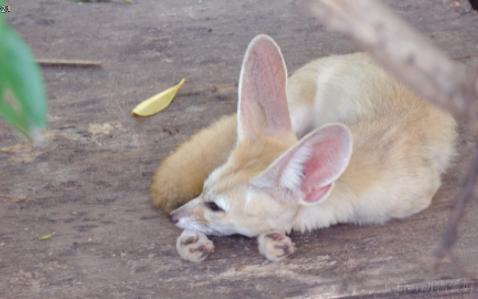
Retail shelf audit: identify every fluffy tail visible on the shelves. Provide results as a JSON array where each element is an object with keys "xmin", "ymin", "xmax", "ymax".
[{"xmin": 150, "ymin": 114, "xmax": 237, "ymax": 213}]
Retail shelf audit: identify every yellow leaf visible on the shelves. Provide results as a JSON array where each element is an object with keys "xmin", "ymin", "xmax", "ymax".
[
  {"xmin": 132, "ymin": 78, "xmax": 186, "ymax": 116},
  {"xmin": 38, "ymin": 233, "xmax": 53, "ymax": 241}
]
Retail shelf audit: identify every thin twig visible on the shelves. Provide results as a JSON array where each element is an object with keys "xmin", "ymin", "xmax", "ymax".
[
  {"xmin": 37, "ymin": 59, "xmax": 102, "ymax": 67},
  {"xmin": 308, "ymin": 0, "xmax": 478, "ymax": 266},
  {"xmin": 435, "ymin": 145, "xmax": 478, "ymax": 260}
]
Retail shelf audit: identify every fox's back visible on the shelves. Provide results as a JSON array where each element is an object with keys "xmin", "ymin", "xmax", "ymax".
[
  {"xmin": 288, "ymin": 53, "xmax": 446, "ymax": 133},
  {"xmin": 289, "ymin": 52, "xmax": 456, "ymax": 171}
]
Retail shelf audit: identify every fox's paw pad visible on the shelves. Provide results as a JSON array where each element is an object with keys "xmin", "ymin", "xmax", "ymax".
[
  {"xmin": 176, "ymin": 230, "xmax": 214, "ymax": 263},
  {"xmin": 258, "ymin": 232, "xmax": 295, "ymax": 261}
]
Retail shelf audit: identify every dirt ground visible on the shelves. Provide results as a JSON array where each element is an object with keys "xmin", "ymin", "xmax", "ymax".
[{"xmin": 1, "ymin": 1, "xmax": 478, "ymax": 298}]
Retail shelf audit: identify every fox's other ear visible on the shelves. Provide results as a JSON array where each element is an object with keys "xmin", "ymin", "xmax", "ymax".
[
  {"xmin": 237, "ymin": 34, "xmax": 292, "ymax": 141},
  {"xmin": 252, "ymin": 124, "xmax": 353, "ymax": 205}
]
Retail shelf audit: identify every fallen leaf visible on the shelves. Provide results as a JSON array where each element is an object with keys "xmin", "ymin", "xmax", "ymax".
[
  {"xmin": 38, "ymin": 233, "xmax": 54, "ymax": 241},
  {"xmin": 132, "ymin": 78, "xmax": 185, "ymax": 116}
]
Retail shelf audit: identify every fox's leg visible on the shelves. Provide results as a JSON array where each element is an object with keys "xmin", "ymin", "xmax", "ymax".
[
  {"xmin": 257, "ymin": 231, "xmax": 295, "ymax": 261},
  {"xmin": 150, "ymin": 114, "xmax": 237, "ymax": 213}
]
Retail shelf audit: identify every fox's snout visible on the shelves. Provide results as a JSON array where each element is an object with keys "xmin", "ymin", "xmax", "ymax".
[
  {"xmin": 169, "ymin": 198, "xmax": 212, "ymax": 234},
  {"xmin": 170, "ymin": 213, "xmax": 179, "ymax": 224},
  {"xmin": 170, "ymin": 205, "xmax": 192, "ymax": 226}
]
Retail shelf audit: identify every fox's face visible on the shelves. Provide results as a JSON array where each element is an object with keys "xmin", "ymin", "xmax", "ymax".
[
  {"xmin": 171, "ymin": 137, "xmax": 300, "ymax": 237},
  {"xmin": 170, "ymin": 177, "xmax": 299, "ymax": 237},
  {"xmin": 170, "ymin": 35, "xmax": 352, "ymax": 237}
]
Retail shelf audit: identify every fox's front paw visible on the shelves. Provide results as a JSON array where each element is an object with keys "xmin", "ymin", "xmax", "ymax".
[
  {"xmin": 176, "ymin": 230, "xmax": 214, "ymax": 263},
  {"xmin": 257, "ymin": 231, "xmax": 295, "ymax": 261}
]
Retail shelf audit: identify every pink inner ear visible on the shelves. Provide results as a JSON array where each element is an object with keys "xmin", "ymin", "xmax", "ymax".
[
  {"xmin": 303, "ymin": 184, "xmax": 332, "ymax": 203},
  {"xmin": 302, "ymin": 139, "xmax": 341, "ymax": 185},
  {"xmin": 253, "ymin": 124, "xmax": 352, "ymax": 204},
  {"xmin": 299, "ymin": 136, "xmax": 348, "ymax": 202},
  {"xmin": 238, "ymin": 35, "xmax": 291, "ymax": 139}
]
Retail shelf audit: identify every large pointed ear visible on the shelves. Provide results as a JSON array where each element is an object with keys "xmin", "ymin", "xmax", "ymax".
[
  {"xmin": 237, "ymin": 34, "xmax": 292, "ymax": 141},
  {"xmin": 252, "ymin": 124, "xmax": 353, "ymax": 205}
]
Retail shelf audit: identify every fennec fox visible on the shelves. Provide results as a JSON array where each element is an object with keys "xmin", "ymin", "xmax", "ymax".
[{"xmin": 150, "ymin": 35, "xmax": 457, "ymax": 262}]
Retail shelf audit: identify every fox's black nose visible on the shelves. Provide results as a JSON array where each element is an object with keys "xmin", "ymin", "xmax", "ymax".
[{"xmin": 170, "ymin": 213, "xmax": 179, "ymax": 224}]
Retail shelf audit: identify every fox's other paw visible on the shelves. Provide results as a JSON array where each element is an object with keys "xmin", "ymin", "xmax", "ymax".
[
  {"xmin": 176, "ymin": 230, "xmax": 214, "ymax": 263},
  {"xmin": 257, "ymin": 231, "xmax": 295, "ymax": 261}
]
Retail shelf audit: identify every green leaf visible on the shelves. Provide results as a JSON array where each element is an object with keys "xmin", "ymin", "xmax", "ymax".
[{"xmin": 0, "ymin": 19, "xmax": 47, "ymax": 137}]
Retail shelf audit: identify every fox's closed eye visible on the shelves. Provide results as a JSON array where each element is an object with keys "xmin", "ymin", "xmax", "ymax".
[{"xmin": 205, "ymin": 201, "xmax": 224, "ymax": 212}]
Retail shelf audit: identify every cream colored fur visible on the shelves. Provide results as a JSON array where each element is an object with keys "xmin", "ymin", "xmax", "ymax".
[
  {"xmin": 152, "ymin": 35, "xmax": 457, "ymax": 262},
  {"xmin": 289, "ymin": 53, "xmax": 457, "ymax": 231}
]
